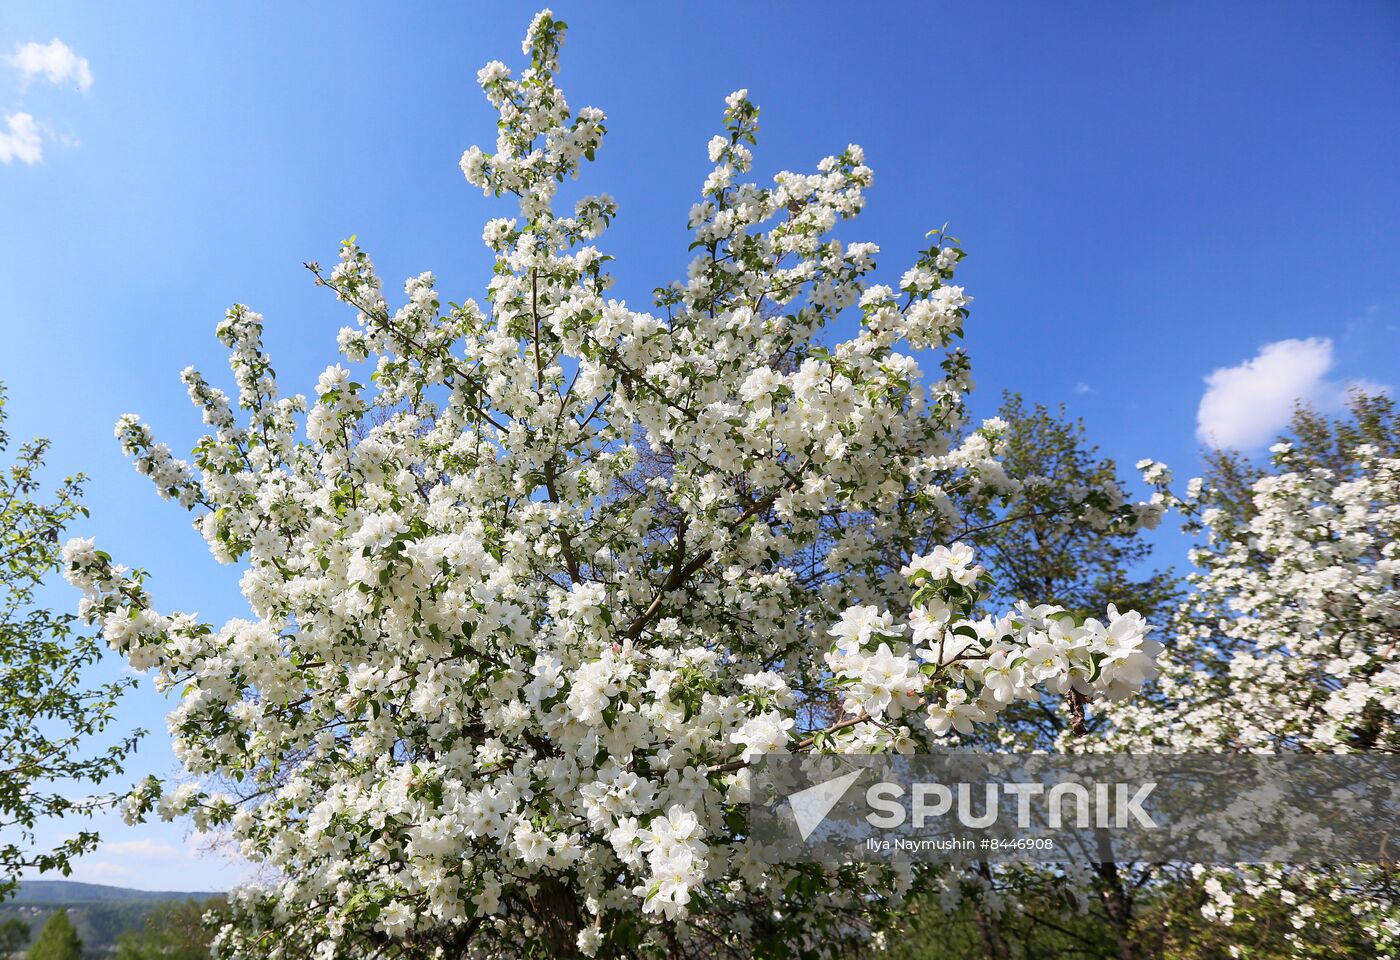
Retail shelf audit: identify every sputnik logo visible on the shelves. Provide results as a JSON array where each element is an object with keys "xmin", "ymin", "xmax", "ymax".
[{"xmin": 787, "ymin": 769, "xmax": 863, "ymax": 841}]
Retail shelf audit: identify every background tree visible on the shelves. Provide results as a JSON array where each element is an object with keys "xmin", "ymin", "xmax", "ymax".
[
  {"xmin": 0, "ymin": 918, "xmax": 27, "ymax": 958},
  {"xmin": 27, "ymin": 908, "xmax": 82, "ymax": 960},
  {"xmin": 1198, "ymin": 390, "xmax": 1400, "ymax": 526},
  {"xmin": 1113, "ymin": 390, "xmax": 1399, "ymax": 753},
  {"xmin": 872, "ymin": 393, "xmax": 1178, "ymax": 960},
  {"xmin": 0, "ymin": 384, "xmax": 139, "ymax": 900},
  {"xmin": 872, "ymin": 394, "xmax": 1399, "ymax": 960},
  {"xmin": 1102, "ymin": 390, "xmax": 1400, "ymax": 956},
  {"xmin": 968, "ymin": 394, "xmax": 1177, "ymax": 960},
  {"xmin": 962, "ymin": 392, "xmax": 1178, "ymax": 749},
  {"xmin": 116, "ymin": 897, "xmax": 227, "ymax": 960}
]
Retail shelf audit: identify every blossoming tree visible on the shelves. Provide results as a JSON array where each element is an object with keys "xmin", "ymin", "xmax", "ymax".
[
  {"xmin": 64, "ymin": 12, "xmax": 1165, "ymax": 958},
  {"xmin": 1104, "ymin": 393, "xmax": 1400, "ymax": 956}
]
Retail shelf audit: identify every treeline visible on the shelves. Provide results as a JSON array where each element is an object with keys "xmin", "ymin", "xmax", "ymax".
[{"xmin": 1, "ymin": 896, "xmax": 226, "ymax": 959}]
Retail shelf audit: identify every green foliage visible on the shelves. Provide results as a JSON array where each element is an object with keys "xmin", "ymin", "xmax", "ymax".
[
  {"xmin": 960, "ymin": 392, "xmax": 1179, "ymax": 747},
  {"xmin": 27, "ymin": 909, "xmax": 83, "ymax": 960},
  {"xmin": 977, "ymin": 392, "xmax": 1179, "ymax": 622},
  {"xmin": 1138, "ymin": 871, "xmax": 1380, "ymax": 960},
  {"xmin": 0, "ymin": 384, "xmax": 141, "ymax": 900},
  {"xmin": 116, "ymin": 897, "xmax": 227, "ymax": 960},
  {"xmin": 0, "ymin": 917, "xmax": 27, "ymax": 957},
  {"xmin": 0, "ymin": 883, "xmax": 222, "ymax": 958},
  {"xmin": 868, "ymin": 874, "xmax": 1386, "ymax": 960},
  {"xmin": 870, "ymin": 890, "xmax": 1129, "ymax": 960}
]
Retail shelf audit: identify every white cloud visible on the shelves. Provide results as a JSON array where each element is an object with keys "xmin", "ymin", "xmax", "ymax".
[
  {"xmin": 0, "ymin": 112, "xmax": 42, "ymax": 165},
  {"xmin": 1, "ymin": 40, "xmax": 92, "ymax": 166},
  {"xmin": 1195, "ymin": 337, "xmax": 1388, "ymax": 449},
  {"xmin": 1073, "ymin": 381, "xmax": 1094, "ymax": 395},
  {"xmin": 59, "ymin": 838, "xmax": 223, "ymax": 890},
  {"xmin": 99, "ymin": 839, "xmax": 185, "ymax": 859},
  {"xmin": 8, "ymin": 39, "xmax": 93, "ymax": 92}
]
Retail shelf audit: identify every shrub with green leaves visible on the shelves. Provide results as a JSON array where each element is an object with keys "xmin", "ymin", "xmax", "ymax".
[{"xmin": 0, "ymin": 384, "xmax": 140, "ymax": 900}]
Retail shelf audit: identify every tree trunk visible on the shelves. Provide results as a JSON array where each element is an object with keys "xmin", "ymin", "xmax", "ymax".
[
  {"xmin": 528, "ymin": 877, "xmax": 582, "ymax": 957},
  {"xmin": 973, "ymin": 862, "xmax": 1011, "ymax": 960},
  {"xmin": 1094, "ymin": 860, "xmax": 1136, "ymax": 960}
]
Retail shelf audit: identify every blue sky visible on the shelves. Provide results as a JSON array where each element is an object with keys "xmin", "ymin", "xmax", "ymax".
[{"xmin": 2, "ymin": 2, "xmax": 1397, "ymax": 891}]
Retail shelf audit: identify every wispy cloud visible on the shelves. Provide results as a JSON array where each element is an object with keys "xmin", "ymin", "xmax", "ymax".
[
  {"xmin": 2, "ymin": 39, "xmax": 92, "ymax": 166},
  {"xmin": 1073, "ymin": 381, "xmax": 1094, "ymax": 395},
  {"xmin": 1196, "ymin": 337, "xmax": 1389, "ymax": 449},
  {"xmin": 60, "ymin": 837, "xmax": 227, "ymax": 890},
  {"xmin": 0, "ymin": 112, "xmax": 43, "ymax": 165},
  {"xmin": 8, "ymin": 39, "xmax": 93, "ymax": 92},
  {"xmin": 99, "ymin": 839, "xmax": 185, "ymax": 859}
]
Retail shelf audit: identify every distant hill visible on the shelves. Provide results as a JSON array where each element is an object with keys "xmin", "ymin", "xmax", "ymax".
[
  {"xmin": 11, "ymin": 880, "xmax": 222, "ymax": 903},
  {"xmin": 2, "ymin": 881, "xmax": 225, "ymax": 957}
]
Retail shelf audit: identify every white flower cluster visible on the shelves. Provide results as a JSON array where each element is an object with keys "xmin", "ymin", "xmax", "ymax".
[
  {"xmin": 1103, "ymin": 434, "xmax": 1400, "ymax": 954},
  {"xmin": 64, "ymin": 11, "xmax": 1164, "ymax": 958},
  {"xmin": 1112, "ymin": 444, "xmax": 1400, "ymax": 753},
  {"xmin": 823, "ymin": 544, "xmax": 1157, "ymax": 748}
]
